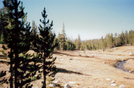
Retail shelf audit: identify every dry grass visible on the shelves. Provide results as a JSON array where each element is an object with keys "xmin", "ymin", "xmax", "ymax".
[
  {"xmin": 1, "ymin": 45, "xmax": 134, "ymax": 87},
  {"xmin": 124, "ymin": 59, "xmax": 134, "ymax": 71},
  {"xmin": 106, "ymin": 49, "xmax": 113, "ymax": 52},
  {"xmin": 53, "ymin": 46, "xmax": 134, "ymax": 87}
]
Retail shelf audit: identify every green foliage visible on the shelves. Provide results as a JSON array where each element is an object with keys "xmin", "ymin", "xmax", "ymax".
[
  {"xmin": 0, "ymin": 0, "xmax": 42, "ymax": 88},
  {"xmin": 128, "ymin": 30, "xmax": 134, "ymax": 45},
  {"xmin": 31, "ymin": 8, "xmax": 58, "ymax": 88},
  {"xmin": 75, "ymin": 35, "xmax": 81, "ymax": 50},
  {"xmin": 65, "ymin": 40, "xmax": 76, "ymax": 50},
  {"xmin": 57, "ymin": 23, "xmax": 66, "ymax": 50},
  {"xmin": 2, "ymin": 49, "xmax": 7, "ymax": 56},
  {"xmin": 78, "ymin": 30, "xmax": 134, "ymax": 51}
]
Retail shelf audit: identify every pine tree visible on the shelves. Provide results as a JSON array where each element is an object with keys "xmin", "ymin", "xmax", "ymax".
[
  {"xmin": 128, "ymin": 30, "xmax": 134, "ymax": 45},
  {"xmin": 65, "ymin": 39, "xmax": 75, "ymax": 50},
  {"xmin": 53, "ymin": 37, "xmax": 60, "ymax": 50},
  {"xmin": 114, "ymin": 33, "xmax": 118, "ymax": 46},
  {"xmin": 33, "ymin": 8, "xmax": 58, "ymax": 88},
  {"xmin": 105, "ymin": 33, "xmax": 114, "ymax": 48},
  {"xmin": 1, "ymin": 0, "xmax": 42, "ymax": 87},
  {"xmin": 0, "ymin": 1, "xmax": 9, "ymax": 42},
  {"xmin": 77, "ymin": 34, "xmax": 81, "ymax": 50},
  {"xmin": 57, "ymin": 23, "xmax": 66, "ymax": 50},
  {"xmin": 75, "ymin": 35, "xmax": 81, "ymax": 50},
  {"xmin": 60, "ymin": 23, "xmax": 66, "ymax": 50},
  {"xmin": 124, "ymin": 30, "xmax": 128, "ymax": 45},
  {"xmin": 31, "ymin": 20, "xmax": 38, "ymax": 36},
  {"xmin": 100, "ymin": 36, "xmax": 106, "ymax": 50},
  {"xmin": 119, "ymin": 32, "xmax": 125, "ymax": 46}
]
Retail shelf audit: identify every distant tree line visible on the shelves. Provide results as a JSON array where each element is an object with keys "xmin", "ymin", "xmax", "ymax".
[
  {"xmin": 55, "ymin": 29, "xmax": 134, "ymax": 51},
  {"xmin": 80, "ymin": 30, "xmax": 132, "ymax": 51}
]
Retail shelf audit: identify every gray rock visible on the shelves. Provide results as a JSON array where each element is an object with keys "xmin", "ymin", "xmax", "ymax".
[
  {"xmin": 33, "ymin": 87, "xmax": 38, "ymax": 88},
  {"xmin": 119, "ymin": 84, "xmax": 126, "ymax": 88},
  {"xmin": 129, "ymin": 52, "xmax": 134, "ymax": 55},
  {"xmin": 106, "ymin": 78, "xmax": 111, "ymax": 81},
  {"xmin": 102, "ymin": 62, "xmax": 106, "ymax": 64},
  {"xmin": 64, "ymin": 84, "xmax": 71, "ymax": 88},
  {"xmin": 74, "ymin": 57, "xmax": 77, "ymax": 59},
  {"xmin": 53, "ymin": 80, "xmax": 60, "ymax": 86},
  {"xmin": 69, "ymin": 58, "xmax": 72, "ymax": 60},
  {"xmin": 111, "ymin": 83, "xmax": 117, "ymax": 86},
  {"xmin": 129, "ymin": 70, "xmax": 133, "ymax": 73},
  {"xmin": 110, "ymin": 81, "xmax": 115, "ymax": 84},
  {"xmin": 49, "ymin": 83, "xmax": 56, "ymax": 87},
  {"xmin": 114, "ymin": 48, "xmax": 117, "ymax": 50},
  {"xmin": 53, "ymin": 80, "xmax": 59, "ymax": 84},
  {"xmin": 68, "ymin": 81, "xmax": 76, "ymax": 84}
]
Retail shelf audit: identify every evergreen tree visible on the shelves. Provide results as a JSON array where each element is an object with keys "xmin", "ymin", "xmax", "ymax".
[
  {"xmin": 1, "ymin": 0, "xmax": 41, "ymax": 87},
  {"xmin": 31, "ymin": 20, "xmax": 38, "ymax": 36},
  {"xmin": 65, "ymin": 39, "xmax": 75, "ymax": 50},
  {"xmin": 106, "ymin": 33, "xmax": 114, "ymax": 48},
  {"xmin": 77, "ymin": 34, "xmax": 81, "ymax": 50},
  {"xmin": 114, "ymin": 33, "xmax": 118, "ymax": 46},
  {"xmin": 33, "ymin": 8, "xmax": 58, "ymax": 88},
  {"xmin": 124, "ymin": 30, "xmax": 128, "ymax": 45},
  {"xmin": 57, "ymin": 24, "xmax": 66, "ymax": 50},
  {"xmin": 0, "ymin": 0, "xmax": 9, "ymax": 42},
  {"xmin": 128, "ymin": 30, "xmax": 134, "ymax": 45},
  {"xmin": 119, "ymin": 32, "xmax": 125, "ymax": 46},
  {"xmin": 61, "ymin": 23, "xmax": 66, "ymax": 50},
  {"xmin": 100, "ymin": 36, "xmax": 106, "ymax": 50},
  {"xmin": 54, "ymin": 37, "xmax": 60, "ymax": 50}
]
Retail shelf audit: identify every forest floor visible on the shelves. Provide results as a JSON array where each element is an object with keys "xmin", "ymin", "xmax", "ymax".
[{"xmin": 0, "ymin": 45, "xmax": 134, "ymax": 88}]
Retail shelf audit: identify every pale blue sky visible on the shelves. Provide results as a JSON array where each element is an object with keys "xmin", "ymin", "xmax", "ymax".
[{"xmin": 0, "ymin": 0, "xmax": 134, "ymax": 40}]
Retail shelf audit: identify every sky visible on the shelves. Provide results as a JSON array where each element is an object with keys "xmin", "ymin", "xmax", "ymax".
[{"xmin": 0, "ymin": 0, "xmax": 134, "ymax": 40}]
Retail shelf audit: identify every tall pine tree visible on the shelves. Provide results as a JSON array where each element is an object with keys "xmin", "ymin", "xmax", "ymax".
[
  {"xmin": 58, "ymin": 23, "xmax": 66, "ymax": 50},
  {"xmin": 32, "ymin": 8, "xmax": 58, "ymax": 88},
  {"xmin": 1, "ymin": 0, "xmax": 42, "ymax": 87}
]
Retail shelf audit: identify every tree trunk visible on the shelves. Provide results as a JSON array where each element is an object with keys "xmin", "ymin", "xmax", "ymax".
[
  {"xmin": 14, "ymin": 0, "xmax": 19, "ymax": 87},
  {"xmin": 10, "ymin": 48, "xmax": 13, "ymax": 88},
  {"xmin": 15, "ymin": 51, "xmax": 18, "ymax": 88},
  {"xmin": 42, "ymin": 57, "xmax": 46, "ymax": 88}
]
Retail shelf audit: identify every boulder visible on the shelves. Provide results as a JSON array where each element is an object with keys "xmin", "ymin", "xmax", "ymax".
[
  {"xmin": 68, "ymin": 81, "xmax": 76, "ymax": 84},
  {"xmin": 64, "ymin": 84, "xmax": 71, "ymax": 88},
  {"xmin": 129, "ymin": 52, "xmax": 134, "ymax": 56},
  {"xmin": 102, "ymin": 62, "xmax": 106, "ymax": 64},
  {"xmin": 33, "ymin": 87, "xmax": 38, "ymax": 88},
  {"xmin": 113, "ymin": 48, "xmax": 117, "ymax": 50},
  {"xmin": 110, "ymin": 81, "xmax": 115, "ymax": 84},
  {"xmin": 49, "ymin": 83, "xmax": 56, "ymax": 87},
  {"xmin": 111, "ymin": 83, "xmax": 117, "ymax": 86},
  {"xmin": 53, "ymin": 80, "xmax": 60, "ymax": 86},
  {"xmin": 69, "ymin": 58, "xmax": 72, "ymax": 60},
  {"xmin": 119, "ymin": 84, "xmax": 126, "ymax": 88},
  {"xmin": 106, "ymin": 78, "xmax": 111, "ymax": 81},
  {"xmin": 63, "ymin": 55, "xmax": 67, "ymax": 57}
]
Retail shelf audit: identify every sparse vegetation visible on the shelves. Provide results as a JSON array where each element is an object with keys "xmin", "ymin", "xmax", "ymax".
[{"xmin": 0, "ymin": 0, "xmax": 134, "ymax": 88}]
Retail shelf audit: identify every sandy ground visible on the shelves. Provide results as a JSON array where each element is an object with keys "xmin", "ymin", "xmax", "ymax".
[
  {"xmin": 124, "ymin": 59, "xmax": 134, "ymax": 72},
  {"xmin": 0, "ymin": 45, "xmax": 134, "ymax": 88}
]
